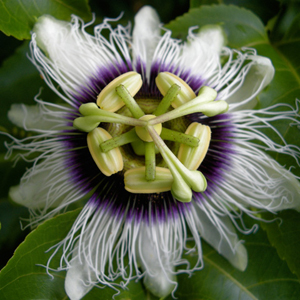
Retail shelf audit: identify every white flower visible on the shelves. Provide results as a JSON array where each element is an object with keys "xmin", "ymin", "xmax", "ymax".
[{"xmin": 5, "ymin": 6, "xmax": 300, "ymax": 300}]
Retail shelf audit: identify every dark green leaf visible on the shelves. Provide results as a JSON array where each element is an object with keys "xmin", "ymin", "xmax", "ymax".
[
  {"xmin": 261, "ymin": 210, "xmax": 300, "ymax": 280},
  {"xmin": 165, "ymin": 4, "xmax": 268, "ymax": 48},
  {"xmin": 270, "ymin": 3, "xmax": 300, "ymax": 42},
  {"xmin": 0, "ymin": 209, "xmax": 81, "ymax": 299},
  {"xmin": 0, "ymin": 0, "xmax": 92, "ymax": 40},
  {"xmin": 0, "ymin": 200, "xmax": 29, "ymax": 269},
  {"xmin": 190, "ymin": 0, "xmax": 219, "ymax": 7},
  {"xmin": 0, "ymin": 153, "xmax": 30, "ymax": 197},
  {"xmin": 166, "ymin": 218, "xmax": 300, "ymax": 300}
]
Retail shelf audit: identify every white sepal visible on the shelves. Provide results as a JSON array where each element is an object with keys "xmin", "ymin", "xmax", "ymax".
[
  {"xmin": 8, "ymin": 104, "xmax": 62, "ymax": 131},
  {"xmin": 194, "ymin": 204, "xmax": 248, "ymax": 271},
  {"xmin": 224, "ymin": 55, "xmax": 275, "ymax": 110},
  {"xmin": 133, "ymin": 6, "xmax": 161, "ymax": 77},
  {"xmin": 137, "ymin": 223, "xmax": 177, "ymax": 298},
  {"xmin": 65, "ymin": 256, "xmax": 95, "ymax": 300}
]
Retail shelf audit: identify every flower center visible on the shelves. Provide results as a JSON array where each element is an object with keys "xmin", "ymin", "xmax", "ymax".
[{"xmin": 73, "ymin": 72, "xmax": 228, "ymax": 202}]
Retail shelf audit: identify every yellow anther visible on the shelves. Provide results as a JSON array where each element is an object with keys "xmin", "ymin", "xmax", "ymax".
[
  {"xmin": 87, "ymin": 127, "xmax": 123, "ymax": 176},
  {"xmin": 124, "ymin": 167, "xmax": 173, "ymax": 193},
  {"xmin": 177, "ymin": 123, "xmax": 211, "ymax": 170},
  {"xmin": 97, "ymin": 72, "xmax": 143, "ymax": 112},
  {"xmin": 135, "ymin": 115, "xmax": 162, "ymax": 142},
  {"xmin": 156, "ymin": 72, "xmax": 196, "ymax": 108}
]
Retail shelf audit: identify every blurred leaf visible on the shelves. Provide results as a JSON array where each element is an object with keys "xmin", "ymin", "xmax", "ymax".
[
  {"xmin": 0, "ymin": 153, "xmax": 30, "ymax": 197},
  {"xmin": 0, "ymin": 40, "xmax": 57, "ymax": 153},
  {"xmin": 270, "ymin": 3, "xmax": 300, "ymax": 42},
  {"xmin": 190, "ymin": 0, "xmax": 280, "ymax": 24},
  {"xmin": 0, "ymin": 200, "xmax": 29, "ymax": 269},
  {"xmin": 261, "ymin": 210, "xmax": 300, "ymax": 280},
  {"xmin": 0, "ymin": 32, "xmax": 22, "ymax": 63},
  {"xmin": 0, "ymin": 0, "xmax": 92, "ymax": 40},
  {"xmin": 166, "ymin": 217, "xmax": 300, "ymax": 300},
  {"xmin": 165, "ymin": 4, "xmax": 268, "ymax": 47},
  {"xmin": 0, "ymin": 41, "xmax": 56, "ymax": 128}
]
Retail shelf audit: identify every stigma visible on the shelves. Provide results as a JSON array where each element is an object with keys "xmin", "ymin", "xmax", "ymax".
[{"xmin": 73, "ymin": 72, "xmax": 228, "ymax": 202}]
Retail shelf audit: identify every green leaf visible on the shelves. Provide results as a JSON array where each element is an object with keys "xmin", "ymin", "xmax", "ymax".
[
  {"xmin": 0, "ymin": 209, "xmax": 81, "ymax": 299},
  {"xmin": 0, "ymin": 208, "xmax": 154, "ymax": 299},
  {"xmin": 165, "ymin": 4, "xmax": 268, "ymax": 48},
  {"xmin": 0, "ymin": 200, "xmax": 29, "ymax": 269},
  {"xmin": 190, "ymin": 0, "xmax": 280, "ymax": 24},
  {"xmin": 261, "ymin": 210, "xmax": 300, "ymax": 280},
  {"xmin": 0, "ymin": 0, "xmax": 92, "ymax": 40},
  {"xmin": 166, "ymin": 217, "xmax": 300, "ymax": 300},
  {"xmin": 82, "ymin": 280, "xmax": 156, "ymax": 300}
]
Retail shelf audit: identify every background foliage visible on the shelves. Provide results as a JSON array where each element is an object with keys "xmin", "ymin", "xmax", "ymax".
[{"xmin": 0, "ymin": 0, "xmax": 299, "ymax": 299}]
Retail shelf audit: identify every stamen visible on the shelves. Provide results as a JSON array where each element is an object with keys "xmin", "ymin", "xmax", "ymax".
[
  {"xmin": 115, "ymin": 85, "xmax": 144, "ymax": 119},
  {"xmin": 124, "ymin": 167, "xmax": 173, "ymax": 193},
  {"xmin": 160, "ymin": 128, "xmax": 199, "ymax": 147},
  {"xmin": 145, "ymin": 142, "xmax": 156, "ymax": 181},
  {"xmin": 149, "ymin": 86, "xmax": 228, "ymax": 126},
  {"xmin": 153, "ymin": 84, "xmax": 181, "ymax": 116},
  {"xmin": 100, "ymin": 128, "xmax": 139, "ymax": 153},
  {"xmin": 74, "ymin": 103, "xmax": 147, "ymax": 132},
  {"xmin": 87, "ymin": 127, "xmax": 124, "ymax": 176},
  {"xmin": 156, "ymin": 72, "xmax": 196, "ymax": 108},
  {"xmin": 177, "ymin": 123, "xmax": 211, "ymax": 170},
  {"xmin": 135, "ymin": 115, "xmax": 162, "ymax": 142},
  {"xmin": 97, "ymin": 72, "xmax": 143, "ymax": 112},
  {"xmin": 147, "ymin": 126, "xmax": 207, "ymax": 202}
]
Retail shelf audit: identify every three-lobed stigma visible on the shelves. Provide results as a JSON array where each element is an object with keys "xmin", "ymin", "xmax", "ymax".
[{"xmin": 73, "ymin": 72, "xmax": 229, "ymax": 202}]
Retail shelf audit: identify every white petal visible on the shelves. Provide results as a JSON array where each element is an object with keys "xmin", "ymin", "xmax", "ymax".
[
  {"xmin": 196, "ymin": 25, "xmax": 226, "ymax": 54},
  {"xmin": 225, "ymin": 55, "xmax": 275, "ymax": 110},
  {"xmin": 136, "ymin": 223, "xmax": 176, "ymax": 298},
  {"xmin": 32, "ymin": 15, "xmax": 129, "ymax": 98},
  {"xmin": 132, "ymin": 6, "xmax": 161, "ymax": 75},
  {"xmin": 262, "ymin": 163, "xmax": 300, "ymax": 211},
  {"xmin": 179, "ymin": 28, "xmax": 222, "ymax": 87},
  {"xmin": 235, "ymin": 153, "xmax": 300, "ymax": 211},
  {"xmin": 8, "ymin": 104, "xmax": 61, "ymax": 131},
  {"xmin": 194, "ymin": 205, "xmax": 247, "ymax": 271}
]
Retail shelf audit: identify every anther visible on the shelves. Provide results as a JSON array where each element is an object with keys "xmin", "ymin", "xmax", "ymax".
[
  {"xmin": 156, "ymin": 72, "xmax": 196, "ymax": 108},
  {"xmin": 87, "ymin": 128, "xmax": 124, "ymax": 176},
  {"xmin": 97, "ymin": 72, "xmax": 143, "ymax": 112}
]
